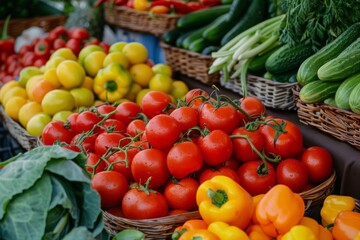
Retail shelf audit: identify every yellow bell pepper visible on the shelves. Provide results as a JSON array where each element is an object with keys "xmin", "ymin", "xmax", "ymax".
[
  {"xmin": 298, "ymin": 217, "xmax": 333, "ymax": 240},
  {"xmin": 332, "ymin": 211, "xmax": 360, "ymax": 240},
  {"xmin": 172, "ymin": 220, "xmax": 208, "ymax": 240},
  {"xmin": 320, "ymin": 195, "xmax": 355, "ymax": 226},
  {"xmin": 246, "ymin": 224, "xmax": 272, "ymax": 240},
  {"xmin": 255, "ymin": 184, "xmax": 305, "ymax": 238},
  {"xmin": 196, "ymin": 175, "xmax": 253, "ymax": 230},
  {"xmin": 179, "ymin": 229, "xmax": 220, "ymax": 240},
  {"xmin": 208, "ymin": 221, "xmax": 250, "ymax": 240},
  {"xmin": 281, "ymin": 225, "xmax": 317, "ymax": 240},
  {"xmin": 93, "ymin": 63, "xmax": 132, "ymax": 103}
]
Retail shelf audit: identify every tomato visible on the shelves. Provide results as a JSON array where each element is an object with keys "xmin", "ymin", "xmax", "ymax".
[
  {"xmin": 65, "ymin": 38, "xmax": 82, "ymax": 56},
  {"xmin": 199, "ymin": 101, "xmax": 240, "ymax": 134},
  {"xmin": 42, "ymin": 89, "xmax": 75, "ymax": 116},
  {"xmin": 260, "ymin": 118, "xmax": 303, "ymax": 159},
  {"xmin": 276, "ymin": 158, "xmax": 308, "ymax": 193},
  {"xmin": 185, "ymin": 88, "xmax": 209, "ymax": 109},
  {"xmin": 167, "ymin": 141, "xmax": 204, "ymax": 179},
  {"xmin": 76, "ymin": 110, "xmax": 102, "ymax": 133},
  {"xmin": 86, "ymin": 152, "xmax": 106, "ymax": 175},
  {"xmin": 18, "ymin": 44, "xmax": 33, "ymax": 57},
  {"xmin": 21, "ymin": 52, "xmax": 36, "ymax": 67},
  {"xmin": 66, "ymin": 112, "xmax": 79, "ymax": 133},
  {"xmin": 168, "ymin": 209, "xmax": 188, "ymax": 215},
  {"xmin": 145, "ymin": 114, "xmax": 181, "ymax": 149},
  {"xmin": 216, "ymin": 158, "xmax": 240, "ymax": 171},
  {"xmin": 122, "ymin": 186, "xmax": 168, "ymax": 220},
  {"xmin": 231, "ymin": 127, "xmax": 264, "ymax": 162},
  {"xmin": 98, "ymin": 119, "xmax": 126, "ymax": 134},
  {"xmin": 107, "ymin": 150, "xmax": 134, "ymax": 181},
  {"xmin": 300, "ymin": 146, "xmax": 333, "ymax": 184},
  {"xmin": 96, "ymin": 104, "xmax": 117, "ymax": 118},
  {"xmin": 237, "ymin": 161, "xmax": 276, "ymax": 196},
  {"xmin": 68, "ymin": 28, "xmax": 90, "ymax": 42},
  {"xmin": 114, "ymin": 101, "xmax": 142, "ymax": 125},
  {"xmin": 33, "ymin": 58, "xmax": 48, "ymax": 68},
  {"xmin": 198, "ymin": 129, "xmax": 233, "ymax": 166},
  {"xmin": 41, "ymin": 120, "xmax": 75, "ymax": 145},
  {"xmin": 239, "ymin": 96, "xmax": 266, "ymax": 120},
  {"xmin": 94, "ymin": 132, "xmax": 129, "ymax": 156},
  {"xmin": 131, "ymin": 148, "xmax": 170, "ymax": 189},
  {"xmin": 169, "ymin": 106, "xmax": 199, "ymax": 133},
  {"xmin": 126, "ymin": 119, "xmax": 146, "ymax": 138},
  {"xmin": 91, "ymin": 171, "xmax": 129, "ymax": 209},
  {"xmin": 48, "ymin": 26, "xmax": 69, "ymax": 42},
  {"xmin": 70, "ymin": 133, "xmax": 97, "ymax": 153},
  {"xmin": 199, "ymin": 166, "xmax": 240, "ymax": 184},
  {"xmin": 52, "ymin": 38, "xmax": 66, "ymax": 50},
  {"xmin": 164, "ymin": 178, "xmax": 199, "ymax": 211},
  {"xmin": 141, "ymin": 90, "xmax": 172, "ymax": 118}
]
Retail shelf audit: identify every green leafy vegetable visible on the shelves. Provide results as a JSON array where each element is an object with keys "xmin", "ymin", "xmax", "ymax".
[{"xmin": 0, "ymin": 145, "xmax": 109, "ymax": 240}]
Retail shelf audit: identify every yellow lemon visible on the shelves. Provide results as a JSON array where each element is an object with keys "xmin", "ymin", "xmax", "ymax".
[
  {"xmin": 5, "ymin": 96, "xmax": 28, "ymax": 121},
  {"xmin": 50, "ymin": 48, "xmax": 77, "ymax": 61},
  {"xmin": 0, "ymin": 80, "xmax": 20, "ymax": 103},
  {"xmin": 109, "ymin": 42, "xmax": 127, "ymax": 53},
  {"xmin": 26, "ymin": 112, "xmax": 52, "ymax": 136},
  {"xmin": 41, "ymin": 89, "xmax": 75, "ymax": 116},
  {"xmin": 78, "ymin": 44, "xmax": 105, "ymax": 65},
  {"xmin": 149, "ymin": 73, "xmax": 173, "ymax": 93},
  {"xmin": 171, "ymin": 80, "xmax": 189, "ymax": 100},
  {"xmin": 18, "ymin": 101, "xmax": 43, "ymax": 128},
  {"xmin": 125, "ymin": 82, "xmax": 142, "ymax": 102},
  {"xmin": 2, "ymin": 86, "xmax": 27, "ymax": 106},
  {"xmin": 152, "ymin": 63, "xmax": 173, "ymax": 77},
  {"xmin": 103, "ymin": 52, "xmax": 129, "ymax": 69},
  {"xmin": 43, "ymin": 68, "xmax": 61, "ymax": 88},
  {"xmin": 56, "ymin": 60, "xmax": 85, "ymax": 89},
  {"xmin": 45, "ymin": 56, "xmax": 65, "ymax": 70},
  {"xmin": 83, "ymin": 51, "xmax": 107, "ymax": 77},
  {"xmin": 81, "ymin": 76, "xmax": 94, "ymax": 90},
  {"xmin": 129, "ymin": 63, "xmax": 154, "ymax": 87},
  {"xmin": 26, "ymin": 75, "xmax": 43, "ymax": 101},
  {"xmin": 122, "ymin": 42, "xmax": 148, "ymax": 64},
  {"xmin": 70, "ymin": 87, "xmax": 95, "ymax": 108},
  {"xmin": 135, "ymin": 88, "xmax": 151, "ymax": 106},
  {"xmin": 52, "ymin": 110, "xmax": 73, "ymax": 122}
]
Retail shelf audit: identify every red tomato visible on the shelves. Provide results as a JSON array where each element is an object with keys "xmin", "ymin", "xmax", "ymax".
[
  {"xmin": 217, "ymin": 158, "xmax": 240, "ymax": 171},
  {"xmin": 167, "ymin": 141, "xmax": 204, "ymax": 179},
  {"xmin": 105, "ymin": 206, "xmax": 123, "ymax": 217},
  {"xmin": 76, "ymin": 110, "xmax": 102, "ymax": 133},
  {"xmin": 145, "ymin": 114, "xmax": 181, "ymax": 149},
  {"xmin": 98, "ymin": 119, "xmax": 126, "ymax": 134},
  {"xmin": 185, "ymin": 88, "xmax": 209, "ymax": 109},
  {"xmin": 260, "ymin": 118, "xmax": 303, "ymax": 159},
  {"xmin": 164, "ymin": 178, "xmax": 199, "ymax": 211},
  {"xmin": 68, "ymin": 27, "xmax": 90, "ymax": 41},
  {"xmin": 126, "ymin": 119, "xmax": 146, "ymax": 137},
  {"xmin": 33, "ymin": 58, "xmax": 47, "ymax": 67},
  {"xmin": 141, "ymin": 90, "xmax": 172, "ymax": 118},
  {"xmin": 70, "ymin": 133, "xmax": 97, "ymax": 153},
  {"xmin": 198, "ymin": 129, "xmax": 233, "ymax": 166},
  {"xmin": 62, "ymin": 145, "xmax": 81, "ymax": 152},
  {"xmin": 86, "ymin": 152, "xmax": 106, "ymax": 175},
  {"xmin": 169, "ymin": 106, "xmax": 199, "ymax": 133},
  {"xmin": 199, "ymin": 166, "xmax": 240, "ymax": 184},
  {"xmin": 199, "ymin": 101, "xmax": 240, "ymax": 134},
  {"xmin": 91, "ymin": 171, "xmax": 129, "ymax": 209},
  {"xmin": 237, "ymin": 161, "xmax": 276, "ymax": 196},
  {"xmin": 48, "ymin": 26, "xmax": 69, "ymax": 42},
  {"xmin": 301, "ymin": 146, "xmax": 333, "ymax": 184},
  {"xmin": 114, "ymin": 101, "xmax": 141, "ymax": 125},
  {"xmin": 127, "ymin": 140, "xmax": 150, "ymax": 158},
  {"xmin": 131, "ymin": 148, "xmax": 170, "ymax": 189},
  {"xmin": 99, "ymin": 41, "xmax": 110, "ymax": 53},
  {"xmin": 67, "ymin": 112, "xmax": 79, "ymax": 133},
  {"xmin": 21, "ymin": 52, "xmax": 36, "ymax": 67},
  {"xmin": 41, "ymin": 120, "xmax": 75, "ymax": 145},
  {"xmin": 168, "ymin": 209, "xmax": 188, "ymax": 216},
  {"xmin": 107, "ymin": 150, "xmax": 134, "ymax": 181},
  {"xmin": 18, "ymin": 44, "xmax": 33, "ymax": 57},
  {"xmin": 231, "ymin": 127, "xmax": 264, "ymax": 162},
  {"xmin": 276, "ymin": 159, "xmax": 309, "ymax": 193},
  {"xmin": 97, "ymin": 104, "xmax": 117, "ymax": 118},
  {"xmin": 52, "ymin": 38, "xmax": 67, "ymax": 50},
  {"xmin": 122, "ymin": 186, "xmax": 168, "ymax": 219},
  {"xmin": 239, "ymin": 96, "xmax": 266, "ymax": 120},
  {"xmin": 65, "ymin": 38, "xmax": 82, "ymax": 56},
  {"xmin": 94, "ymin": 132, "xmax": 129, "ymax": 156}
]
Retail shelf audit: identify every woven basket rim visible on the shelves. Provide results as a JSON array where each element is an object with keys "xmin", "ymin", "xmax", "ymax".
[
  {"xmin": 299, "ymin": 170, "xmax": 336, "ymax": 199},
  {"xmin": 105, "ymin": 4, "xmax": 182, "ymax": 18},
  {"xmin": 160, "ymin": 41, "xmax": 213, "ymax": 60},
  {"xmin": 247, "ymin": 74, "xmax": 298, "ymax": 87}
]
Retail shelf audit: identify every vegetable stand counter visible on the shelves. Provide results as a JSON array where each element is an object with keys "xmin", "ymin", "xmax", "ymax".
[{"xmin": 181, "ymin": 75, "xmax": 360, "ymax": 201}]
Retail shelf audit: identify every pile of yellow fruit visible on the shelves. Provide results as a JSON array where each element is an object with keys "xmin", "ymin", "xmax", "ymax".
[{"xmin": 0, "ymin": 42, "xmax": 189, "ymax": 137}]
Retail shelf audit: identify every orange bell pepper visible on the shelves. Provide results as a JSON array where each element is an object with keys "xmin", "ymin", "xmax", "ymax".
[
  {"xmin": 255, "ymin": 184, "xmax": 305, "ymax": 238},
  {"xmin": 196, "ymin": 175, "xmax": 253, "ymax": 229},
  {"xmin": 251, "ymin": 194, "xmax": 265, "ymax": 225},
  {"xmin": 332, "ymin": 211, "xmax": 360, "ymax": 240},
  {"xmin": 179, "ymin": 229, "xmax": 220, "ymax": 240},
  {"xmin": 246, "ymin": 224, "xmax": 272, "ymax": 240},
  {"xmin": 172, "ymin": 219, "xmax": 208, "ymax": 240}
]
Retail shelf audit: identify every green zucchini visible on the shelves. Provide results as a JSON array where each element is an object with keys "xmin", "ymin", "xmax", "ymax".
[
  {"xmin": 297, "ymin": 22, "xmax": 360, "ymax": 86},
  {"xmin": 220, "ymin": 0, "xmax": 268, "ymax": 46},
  {"xmin": 317, "ymin": 51, "xmax": 360, "ymax": 81},
  {"xmin": 188, "ymin": 38, "xmax": 210, "ymax": 53},
  {"xmin": 202, "ymin": 14, "xmax": 234, "ymax": 44},
  {"xmin": 299, "ymin": 80, "xmax": 342, "ymax": 104},
  {"xmin": 227, "ymin": 0, "xmax": 250, "ymax": 22},
  {"xmin": 272, "ymin": 71, "xmax": 298, "ymax": 83},
  {"xmin": 162, "ymin": 28, "xmax": 184, "ymax": 45},
  {"xmin": 182, "ymin": 25, "xmax": 211, "ymax": 50},
  {"xmin": 176, "ymin": 5, "xmax": 231, "ymax": 30},
  {"xmin": 349, "ymin": 82, "xmax": 360, "ymax": 114},
  {"xmin": 248, "ymin": 46, "xmax": 281, "ymax": 73},
  {"xmin": 176, "ymin": 30, "xmax": 194, "ymax": 48},
  {"xmin": 324, "ymin": 97, "xmax": 337, "ymax": 107},
  {"xmin": 265, "ymin": 43, "xmax": 315, "ymax": 75},
  {"xmin": 201, "ymin": 46, "xmax": 220, "ymax": 55},
  {"xmin": 335, "ymin": 73, "xmax": 360, "ymax": 110}
]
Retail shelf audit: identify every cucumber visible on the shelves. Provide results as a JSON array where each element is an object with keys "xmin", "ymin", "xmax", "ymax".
[
  {"xmin": 265, "ymin": 43, "xmax": 315, "ymax": 75},
  {"xmin": 176, "ymin": 5, "xmax": 231, "ymax": 30},
  {"xmin": 227, "ymin": 0, "xmax": 250, "ymax": 22},
  {"xmin": 349, "ymin": 82, "xmax": 360, "ymax": 114},
  {"xmin": 317, "ymin": 52, "xmax": 360, "ymax": 81},
  {"xmin": 299, "ymin": 80, "xmax": 342, "ymax": 104},
  {"xmin": 162, "ymin": 28, "xmax": 184, "ymax": 45},
  {"xmin": 220, "ymin": 0, "xmax": 268, "ymax": 46},
  {"xmin": 201, "ymin": 46, "xmax": 220, "ymax": 55},
  {"xmin": 337, "ymin": 37, "xmax": 360, "ymax": 58},
  {"xmin": 335, "ymin": 73, "xmax": 360, "ymax": 110},
  {"xmin": 248, "ymin": 46, "xmax": 281, "ymax": 73},
  {"xmin": 324, "ymin": 98, "xmax": 337, "ymax": 107},
  {"xmin": 272, "ymin": 71, "xmax": 298, "ymax": 83},
  {"xmin": 297, "ymin": 22, "xmax": 360, "ymax": 86},
  {"xmin": 182, "ymin": 25, "xmax": 210, "ymax": 49},
  {"xmin": 188, "ymin": 38, "xmax": 210, "ymax": 53},
  {"xmin": 202, "ymin": 14, "xmax": 234, "ymax": 44},
  {"xmin": 176, "ymin": 30, "xmax": 194, "ymax": 48}
]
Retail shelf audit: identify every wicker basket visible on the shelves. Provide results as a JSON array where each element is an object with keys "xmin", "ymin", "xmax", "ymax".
[
  {"xmin": 356, "ymin": 199, "xmax": 360, "ymax": 212},
  {"xmin": 0, "ymin": 105, "xmax": 38, "ymax": 151},
  {"xmin": 299, "ymin": 170, "xmax": 336, "ymax": 210},
  {"xmin": 104, "ymin": 5, "xmax": 180, "ymax": 37},
  {"xmin": 103, "ymin": 210, "xmax": 201, "ymax": 239},
  {"xmin": 0, "ymin": 15, "xmax": 67, "ymax": 38},
  {"xmin": 160, "ymin": 42, "xmax": 219, "ymax": 85},
  {"xmin": 220, "ymin": 74, "xmax": 297, "ymax": 110},
  {"xmin": 292, "ymin": 85, "xmax": 360, "ymax": 150}
]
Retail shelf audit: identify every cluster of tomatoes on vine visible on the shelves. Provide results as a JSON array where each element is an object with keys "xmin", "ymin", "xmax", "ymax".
[{"xmin": 41, "ymin": 88, "xmax": 334, "ymax": 219}]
